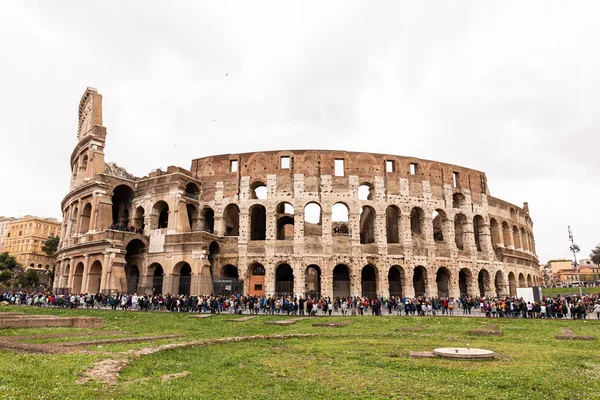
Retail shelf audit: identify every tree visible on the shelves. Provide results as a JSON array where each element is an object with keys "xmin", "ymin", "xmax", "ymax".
[
  {"xmin": 42, "ymin": 236, "xmax": 60, "ymax": 257},
  {"xmin": 0, "ymin": 269, "xmax": 11, "ymax": 282},
  {"xmin": 591, "ymin": 244, "xmax": 600, "ymax": 266},
  {"xmin": 0, "ymin": 252, "xmax": 18, "ymax": 271},
  {"xmin": 18, "ymin": 269, "xmax": 39, "ymax": 287}
]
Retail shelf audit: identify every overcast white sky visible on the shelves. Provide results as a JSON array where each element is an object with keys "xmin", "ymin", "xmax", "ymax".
[{"xmin": 1, "ymin": 1, "xmax": 598, "ymax": 264}]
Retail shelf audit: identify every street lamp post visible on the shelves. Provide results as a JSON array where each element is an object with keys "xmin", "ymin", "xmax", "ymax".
[{"xmin": 568, "ymin": 226, "xmax": 582, "ymax": 296}]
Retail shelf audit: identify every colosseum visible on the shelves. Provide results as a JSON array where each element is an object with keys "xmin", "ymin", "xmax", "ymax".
[{"xmin": 53, "ymin": 88, "xmax": 541, "ymax": 300}]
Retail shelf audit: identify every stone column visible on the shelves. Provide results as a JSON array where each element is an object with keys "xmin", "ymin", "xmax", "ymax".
[
  {"xmin": 81, "ymin": 255, "xmax": 90, "ymax": 293},
  {"xmin": 404, "ymin": 268, "xmax": 415, "ymax": 298}
]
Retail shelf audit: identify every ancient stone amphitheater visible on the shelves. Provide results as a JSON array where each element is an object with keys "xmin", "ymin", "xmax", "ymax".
[{"xmin": 54, "ymin": 88, "xmax": 540, "ymax": 299}]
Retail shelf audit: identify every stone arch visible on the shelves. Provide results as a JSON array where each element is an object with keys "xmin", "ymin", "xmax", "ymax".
[
  {"xmin": 361, "ymin": 264, "xmax": 377, "ymax": 298},
  {"xmin": 332, "ymin": 203, "xmax": 350, "ymax": 235},
  {"xmin": 305, "ymin": 264, "xmax": 321, "ymax": 299},
  {"xmin": 221, "ymin": 264, "xmax": 239, "ymax": 278},
  {"xmin": 249, "ymin": 204, "xmax": 266, "ymax": 240},
  {"xmin": 452, "ymin": 193, "xmax": 466, "ymax": 208},
  {"xmin": 79, "ymin": 154, "xmax": 88, "ymax": 182},
  {"xmin": 223, "ymin": 204, "xmax": 240, "ymax": 236},
  {"xmin": 186, "ymin": 204, "xmax": 199, "ymax": 231},
  {"xmin": 358, "ymin": 183, "xmax": 374, "ymax": 201},
  {"xmin": 388, "ymin": 265, "xmax": 404, "ymax": 297},
  {"xmin": 133, "ymin": 206, "xmax": 145, "ymax": 231},
  {"xmin": 79, "ymin": 203, "xmax": 92, "ymax": 234},
  {"xmin": 250, "ymin": 181, "xmax": 267, "ymax": 200},
  {"xmin": 508, "ymin": 272, "xmax": 517, "ymax": 296},
  {"xmin": 276, "ymin": 202, "xmax": 295, "ymax": 240},
  {"xmin": 275, "ymin": 263, "xmax": 294, "ymax": 296},
  {"xmin": 459, "ymin": 268, "xmax": 473, "ymax": 296},
  {"xmin": 502, "ymin": 221, "xmax": 513, "ymax": 248},
  {"xmin": 386, "ymin": 205, "xmax": 400, "ymax": 243},
  {"xmin": 413, "ymin": 265, "xmax": 427, "ymax": 297},
  {"xmin": 185, "ymin": 182, "xmax": 200, "ymax": 199},
  {"xmin": 510, "ymin": 207, "xmax": 517, "ymax": 220},
  {"xmin": 248, "ymin": 263, "xmax": 266, "ymax": 296},
  {"xmin": 149, "ymin": 263, "xmax": 164, "ymax": 295},
  {"xmin": 473, "ymin": 215, "xmax": 485, "ymax": 252},
  {"xmin": 454, "ymin": 213, "xmax": 467, "ymax": 250},
  {"xmin": 72, "ymin": 262, "xmax": 84, "ymax": 294},
  {"xmin": 201, "ymin": 207, "xmax": 215, "ymax": 233},
  {"xmin": 410, "ymin": 207, "xmax": 425, "ymax": 239},
  {"xmin": 478, "ymin": 269, "xmax": 491, "ymax": 297},
  {"xmin": 125, "ymin": 264, "xmax": 140, "ymax": 294},
  {"xmin": 436, "ymin": 267, "xmax": 452, "ymax": 297},
  {"xmin": 490, "ymin": 218, "xmax": 501, "ymax": 247},
  {"xmin": 304, "ymin": 202, "xmax": 322, "ymax": 236},
  {"xmin": 111, "ymin": 185, "xmax": 135, "ymax": 226},
  {"xmin": 359, "ymin": 206, "xmax": 376, "ymax": 244},
  {"xmin": 432, "ymin": 209, "xmax": 448, "ymax": 243},
  {"xmin": 494, "ymin": 270, "xmax": 506, "ymax": 297},
  {"xmin": 527, "ymin": 274, "xmax": 533, "ymax": 287},
  {"xmin": 521, "ymin": 228, "xmax": 530, "ymax": 252},
  {"xmin": 333, "ymin": 264, "xmax": 351, "ymax": 299},
  {"xmin": 86, "ymin": 260, "xmax": 102, "ymax": 294},
  {"xmin": 513, "ymin": 225, "xmax": 522, "ymax": 250},
  {"xmin": 152, "ymin": 201, "xmax": 169, "ymax": 229},
  {"xmin": 208, "ymin": 241, "xmax": 220, "ymax": 275},
  {"xmin": 173, "ymin": 261, "xmax": 192, "ymax": 296}
]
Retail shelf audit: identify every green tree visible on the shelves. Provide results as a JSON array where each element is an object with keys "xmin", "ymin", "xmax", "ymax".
[
  {"xmin": 18, "ymin": 269, "xmax": 39, "ymax": 287},
  {"xmin": 590, "ymin": 244, "xmax": 600, "ymax": 266},
  {"xmin": 42, "ymin": 236, "xmax": 60, "ymax": 257},
  {"xmin": 0, "ymin": 252, "xmax": 18, "ymax": 271},
  {"xmin": 0, "ymin": 269, "xmax": 12, "ymax": 282}
]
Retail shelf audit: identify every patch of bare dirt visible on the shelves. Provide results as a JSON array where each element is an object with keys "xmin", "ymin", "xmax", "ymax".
[
  {"xmin": 312, "ymin": 322, "xmax": 348, "ymax": 327},
  {"xmin": 555, "ymin": 327, "xmax": 596, "ymax": 341},
  {"xmin": 469, "ymin": 324, "xmax": 503, "ymax": 337}
]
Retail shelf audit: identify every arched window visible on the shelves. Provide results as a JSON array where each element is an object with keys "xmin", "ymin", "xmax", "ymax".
[
  {"xmin": 432, "ymin": 209, "xmax": 448, "ymax": 243},
  {"xmin": 332, "ymin": 203, "xmax": 349, "ymax": 235},
  {"xmin": 386, "ymin": 206, "xmax": 400, "ymax": 243},
  {"xmin": 454, "ymin": 213, "xmax": 467, "ymax": 250},
  {"xmin": 452, "ymin": 193, "xmax": 465, "ymax": 208},
  {"xmin": 153, "ymin": 201, "xmax": 169, "ymax": 229},
  {"xmin": 223, "ymin": 204, "xmax": 240, "ymax": 236},
  {"xmin": 473, "ymin": 215, "xmax": 485, "ymax": 252},
  {"xmin": 112, "ymin": 185, "xmax": 134, "ymax": 226},
  {"xmin": 249, "ymin": 205, "xmax": 266, "ymax": 240},
  {"xmin": 276, "ymin": 203, "xmax": 295, "ymax": 240},
  {"xmin": 358, "ymin": 183, "xmax": 373, "ymax": 201},
  {"xmin": 185, "ymin": 182, "xmax": 200, "ymax": 200},
  {"xmin": 79, "ymin": 203, "xmax": 92, "ymax": 234},
  {"xmin": 304, "ymin": 202, "xmax": 322, "ymax": 236},
  {"xmin": 201, "ymin": 207, "xmax": 214, "ymax": 233},
  {"xmin": 251, "ymin": 182, "xmax": 267, "ymax": 200},
  {"xmin": 359, "ymin": 206, "xmax": 375, "ymax": 244},
  {"xmin": 410, "ymin": 207, "xmax": 425, "ymax": 239},
  {"xmin": 186, "ymin": 204, "xmax": 198, "ymax": 231}
]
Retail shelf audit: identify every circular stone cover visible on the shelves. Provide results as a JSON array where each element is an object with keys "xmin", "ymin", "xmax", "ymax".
[{"xmin": 433, "ymin": 347, "xmax": 494, "ymax": 359}]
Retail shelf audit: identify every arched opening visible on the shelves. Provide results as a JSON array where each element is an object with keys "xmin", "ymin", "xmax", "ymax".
[
  {"xmin": 185, "ymin": 182, "xmax": 200, "ymax": 200},
  {"xmin": 186, "ymin": 204, "xmax": 198, "ymax": 231},
  {"xmin": 527, "ymin": 274, "xmax": 533, "ymax": 287},
  {"xmin": 251, "ymin": 182, "xmax": 267, "ymax": 200},
  {"xmin": 79, "ymin": 203, "xmax": 92, "ymax": 234},
  {"xmin": 495, "ymin": 270, "xmax": 505, "ymax": 297},
  {"xmin": 454, "ymin": 213, "xmax": 467, "ymax": 250},
  {"xmin": 213, "ymin": 264, "xmax": 242, "ymax": 296},
  {"xmin": 111, "ymin": 185, "xmax": 134, "ymax": 227},
  {"xmin": 436, "ymin": 267, "xmax": 451, "ymax": 297},
  {"xmin": 72, "ymin": 262, "xmax": 84, "ymax": 294},
  {"xmin": 275, "ymin": 263, "xmax": 294, "ymax": 296},
  {"xmin": 359, "ymin": 206, "xmax": 376, "ymax": 244},
  {"xmin": 305, "ymin": 265, "xmax": 321, "ymax": 299},
  {"xmin": 358, "ymin": 183, "xmax": 373, "ymax": 201},
  {"xmin": 201, "ymin": 207, "xmax": 215, "ymax": 233},
  {"xmin": 133, "ymin": 206, "xmax": 145, "ymax": 231},
  {"xmin": 276, "ymin": 202, "xmax": 295, "ymax": 240},
  {"xmin": 508, "ymin": 272, "xmax": 517, "ymax": 297},
  {"xmin": 87, "ymin": 260, "xmax": 102, "ymax": 294},
  {"xmin": 413, "ymin": 265, "xmax": 427, "ymax": 297},
  {"xmin": 176, "ymin": 262, "xmax": 192, "ymax": 296},
  {"xmin": 223, "ymin": 204, "xmax": 240, "ymax": 236},
  {"xmin": 125, "ymin": 265, "xmax": 140, "ymax": 294},
  {"xmin": 304, "ymin": 202, "xmax": 322, "ymax": 236},
  {"xmin": 510, "ymin": 208, "xmax": 517, "ymax": 220},
  {"xmin": 150, "ymin": 263, "xmax": 164, "ymax": 295},
  {"xmin": 386, "ymin": 206, "xmax": 400, "ymax": 243},
  {"xmin": 361, "ymin": 264, "xmax": 377, "ymax": 298},
  {"xmin": 79, "ymin": 155, "xmax": 88, "ymax": 182},
  {"xmin": 478, "ymin": 269, "xmax": 490, "ymax": 297},
  {"xmin": 153, "ymin": 201, "xmax": 169, "ymax": 229},
  {"xmin": 388, "ymin": 266, "xmax": 404, "ymax": 297},
  {"xmin": 432, "ymin": 209, "xmax": 447, "ymax": 243},
  {"xmin": 248, "ymin": 263, "xmax": 265, "ymax": 296},
  {"xmin": 459, "ymin": 268, "xmax": 473, "ymax": 296},
  {"xmin": 249, "ymin": 205, "xmax": 266, "ymax": 240},
  {"xmin": 452, "ymin": 193, "xmax": 465, "ymax": 208},
  {"xmin": 208, "ymin": 241, "xmax": 219, "ymax": 275},
  {"xmin": 125, "ymin": 239, "xmax": 145, "ymax": 293},
  {"xmin": 70, "ymin": 207, "xmax": 78, "ymax": 237},
  {"xmin": 502, "ymin": 222, "xmax": 513, "ymax": 248},
  {"xmin": 332, "ymin": 203, "xmax": 349, "ymax": 235},
  {"xmin": 490, "ymin": 218, "xmax": 501, "ymax": 247},
  {"xmin": 333, "ymin": 264, "xmax": 351, "ymax": 298},
  {"xmin": 521, "ymin": 228, "xmax": 530, "ymax": 252},
  {"xmin": 410, "ymin": 207, "xmax": 425, "ymax": 239},
  {"xmin": 473, "ymin": 215, "xmax": 485, "ymax": 252},
  {"xmin": 513, "ymin": 226, "xmax": 522, "ymax": 249}
]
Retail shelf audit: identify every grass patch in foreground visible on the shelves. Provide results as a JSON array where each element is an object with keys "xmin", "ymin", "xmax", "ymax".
[
  {"xmin": 542, "ymin": 286, "xmax": 600, "ymax": 297},
  {"xmin": 1, "ymin": 306, "xmax": 599, "ymax": 399}
]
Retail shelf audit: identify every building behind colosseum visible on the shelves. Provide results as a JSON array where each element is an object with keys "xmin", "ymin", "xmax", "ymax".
[{"xmin": 53, "ymin": 88, "xmax": 541, "ymax": 299}]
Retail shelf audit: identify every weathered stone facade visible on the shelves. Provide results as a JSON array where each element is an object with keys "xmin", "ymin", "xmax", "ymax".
[{"xmin": 54, "ymin": 88, "xmax": 540, "ymax": 299}]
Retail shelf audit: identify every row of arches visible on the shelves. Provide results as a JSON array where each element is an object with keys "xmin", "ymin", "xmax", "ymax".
[{"xmin": 490, "ymin": 218, "xmax": 535, "ymax": 253}]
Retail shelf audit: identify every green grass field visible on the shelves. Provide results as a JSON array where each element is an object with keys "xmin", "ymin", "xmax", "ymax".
[
  {"xmin": 1, "ymin": 306, "xmax": 599, "ymax": 400},
  {"xmin": 542, "ymin": 286, "xmax": 600, "ymax": 297}
]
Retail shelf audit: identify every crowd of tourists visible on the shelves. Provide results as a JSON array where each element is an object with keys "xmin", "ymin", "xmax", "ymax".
[
  {"xmin": 2, "ymin": 290, "xmax": 600, "ymax": 319},
  {"xmin": 109, "ymin": 223, "xmax": 143, "ymax": 234}
]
